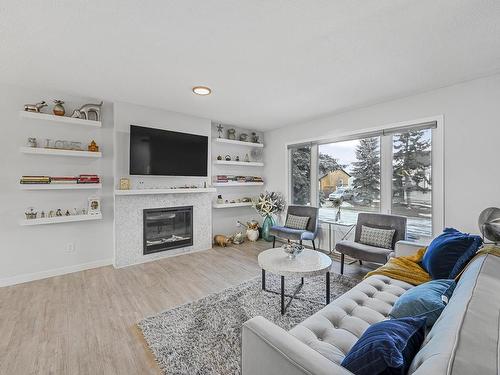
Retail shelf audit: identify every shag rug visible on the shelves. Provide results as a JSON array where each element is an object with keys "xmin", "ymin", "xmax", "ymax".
[{"xmin": 138, "ymin": 272, "xmax": 358, "ymax": 375}]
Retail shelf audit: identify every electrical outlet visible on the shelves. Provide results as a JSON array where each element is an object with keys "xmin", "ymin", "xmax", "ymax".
[{"xmin": 65, "ymin": 243, "xmax": 75, "ymax": 254}]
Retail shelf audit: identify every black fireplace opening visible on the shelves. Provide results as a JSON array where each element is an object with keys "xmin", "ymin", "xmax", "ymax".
[{"xmin": 143, "ymin": 206, "xmax": 193, "ymax": 255}]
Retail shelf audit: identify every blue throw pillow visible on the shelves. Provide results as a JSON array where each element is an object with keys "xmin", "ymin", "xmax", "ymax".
[
  {"xmin": 421, "ymin": 228, "xmax": 482, "ymax": 279},
  {"xmin": 389, "ymin": 279, "xmax": 456, "ymax": 327},
  {"xmin": 341, "ymin": 317, "xmax": 426, "ymax": 375}
]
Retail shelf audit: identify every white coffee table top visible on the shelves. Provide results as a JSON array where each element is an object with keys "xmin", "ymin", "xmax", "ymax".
[{"xmin": 258, "ymin": 248, "xmax": 332, "ymax": 277}]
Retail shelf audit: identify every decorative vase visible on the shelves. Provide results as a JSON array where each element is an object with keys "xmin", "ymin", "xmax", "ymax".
[
  {"xmin": 335, "ymin": 207, "xmax": 341, "ymax": 222},
  {"xmin": 261, "ymin": 215, "xmax": 276, "ymax": 242},
  {"xmin": 246, "ymin": 229, "xmax": 259, "ymax": 242},
  {"xmin": 52, "ymin": 100, "xmax": 65, "ymax": 116}
]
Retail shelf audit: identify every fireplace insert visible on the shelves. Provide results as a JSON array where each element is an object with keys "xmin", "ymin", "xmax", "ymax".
[{"xmin": 143, "ymin": 206, "xmax": 193, "ymax": 255}]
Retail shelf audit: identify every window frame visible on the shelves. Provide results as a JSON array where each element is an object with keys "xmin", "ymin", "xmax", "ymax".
[{"xmin": 286, "ymin": 116, "xmax": 444, "ymax": 239}]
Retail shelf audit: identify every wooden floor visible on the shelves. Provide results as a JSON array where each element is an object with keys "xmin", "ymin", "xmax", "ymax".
[{"xmin": 0, "ymin": 240, "xmax": 375, "ymax": 374}]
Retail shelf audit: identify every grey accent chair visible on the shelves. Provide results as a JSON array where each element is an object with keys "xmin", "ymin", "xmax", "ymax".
[
  {"xmin": 270, "ymin": 205, "xmax": 319, "ymax": 250},
  {"xmin": 335, "ymin": 212, "xmax": 407, "ymax": 274}
]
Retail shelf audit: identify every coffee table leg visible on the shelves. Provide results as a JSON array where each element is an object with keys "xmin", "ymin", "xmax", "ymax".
[
  {"xmin": 301, "ymin": 277, "xmax": 304, "ymax": 285},
  {"xmin": 326, "ymin": 272, "xmax": 330, "ymax": 305},
  {"xmin": 262, "ymin": 269, "xmax": 266, "ymax": 290},
  {"xmin": 281, "ymin": 276, "xmax": 285, "ymax": 315}
]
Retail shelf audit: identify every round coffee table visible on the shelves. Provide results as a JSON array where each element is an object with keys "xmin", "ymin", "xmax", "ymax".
[{"xmin": 258, "ymin": 248, "xmax": 333, "ymax": 314}]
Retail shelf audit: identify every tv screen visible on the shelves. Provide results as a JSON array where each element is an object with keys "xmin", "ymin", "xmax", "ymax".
[{"xmin": 129, "ymin": 125, "xmax": 208, "ymax": 176}]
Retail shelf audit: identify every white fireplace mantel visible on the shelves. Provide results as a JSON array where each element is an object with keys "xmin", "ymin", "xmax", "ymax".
[{"xmin": 114, "ymin": 188, "xmax": 216, "ymax": 196}]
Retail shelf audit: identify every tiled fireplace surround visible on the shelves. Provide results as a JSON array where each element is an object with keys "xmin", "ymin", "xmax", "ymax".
[{"xmin": 114, "ymin": 192, "xmax": 213, "ymax": 267}]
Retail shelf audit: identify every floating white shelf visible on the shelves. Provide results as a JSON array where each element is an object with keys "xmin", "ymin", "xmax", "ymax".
[
  {"xmin": 213, "ymin": 202, "xmax": 253, "ymax": 209},
  {"xmin": 19, "ymin": 111, "xmax": 102, "ymax": 128},
  {"xmin": 20, "ymin": 147, "xmax": 102, "ymax": 158},
  {"xmin": 213, "ymin": 182, "xmax": 264, "ymax": 187},
  {"xmin": 214, "ymin": 138, "xmax": 264, "ymax": 148},
  {"xmin": 20, "ymin": 183, "xmax": 102, "ymax": 190},
  {"xmin": 213, "ymin": 160, "xmax": 264, "ymax": 167},
  {"xmin": 114, "ymin": 188, "xmax": 216, "ymax": 196},
  {"xmin": 19, "ymin": 214, "xmax": 102, "ymax": 226}
]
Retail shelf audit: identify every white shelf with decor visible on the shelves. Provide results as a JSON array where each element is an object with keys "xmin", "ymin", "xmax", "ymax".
[
  {"xmin": 19, "ymin": 111, "xmax": 102, "ymax": 128},
  {"xmin": 20, "ymin": 147, "xmax": 102, "ymax": 158},
  {"xmin": 213, "ymin": 182, "xmax": 264, "ymax": 187},
  {"xmin": 114, "ymin": 188, "xmax": 216, "ymax": 196},
  {"xmin": 213, "ymin": 160, "xmax": 263, "ymax": 167},
  {"xmin": 214, "ymin": 138, "xmax": 264, "ymax": 148},
  {"xmin": 19, "ymin": 214, "xmax": 102, "ymax": 226},
  {"xmin": 213, "ymin": 202, "xmax": 253, "ymax": 209},
  {"xmin": 20, "ymin": 183, "xmax": 102, "ymax": 190}
]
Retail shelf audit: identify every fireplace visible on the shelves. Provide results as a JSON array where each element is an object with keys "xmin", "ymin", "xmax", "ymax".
[{"xmin": 143, "ymin": 206, "xmax": 193, "ymax": 255}]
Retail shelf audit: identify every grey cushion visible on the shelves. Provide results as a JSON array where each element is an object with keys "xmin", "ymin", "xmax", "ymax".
[
  {"xmin": 336, "ymin": 240, "xmax": 393, "ymax": 263},
  {"xmin": 354, "ymin": 213, "xmax": 407, "ymax": 249},
  {"xmin": 359, "ymin": 225, "xmax": 395, "ymax": 249},
  {"xmin": 285, "ymin": 214, "xmax": 310, "ymax": 230}
]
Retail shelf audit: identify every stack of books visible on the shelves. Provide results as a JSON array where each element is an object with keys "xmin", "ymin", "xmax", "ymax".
[
  {"xmin": 51, "ymin": 176, "xmax": 78, "ymax": 184},
  {"xmin": 215, "ymin": 175, "xmax": 229, "ymax": 183},
  {"xmin": 20, "ymin": 176, "xmax": 50, "ymax": 184},
  {"xmin": 77, "ymin": 174, "xmax": 100, "ymax": 184},
  {"xmin": 214, "ymin": 175, "xmax": 264, "ymax": 183}
]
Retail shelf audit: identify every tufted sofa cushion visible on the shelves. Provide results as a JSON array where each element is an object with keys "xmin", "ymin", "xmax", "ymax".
[{"xmin": 289, "ymin": 275, "xmax": 413, "ymax": 365}]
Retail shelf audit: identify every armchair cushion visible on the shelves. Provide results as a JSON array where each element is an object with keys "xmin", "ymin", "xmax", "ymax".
[
  {"xmin": 359, "ymin": 225, "xmax": 395, "ymax": 249},
  {"xmin": 270, "ymin": 226, "xmax": 315, "ymax": 241},
  {"xmin": 285, "ymin": 214, "xmax": 310, "ymax": 230},
  {"xmin": 336, "ymin": 240, "xmax": 393, "ymax": 264}
]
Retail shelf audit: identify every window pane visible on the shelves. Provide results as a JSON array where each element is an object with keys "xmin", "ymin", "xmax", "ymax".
[
  {"xmin": 392, "ymin": 129, "xmax": 432, "ymax": 240},
  {"xmin": 290, "ymin": 146, "xmax": 311, "ymax": 205},
  {"xmin": 318, "ymin": 137, "xmax": 380, "ymax": 224}
]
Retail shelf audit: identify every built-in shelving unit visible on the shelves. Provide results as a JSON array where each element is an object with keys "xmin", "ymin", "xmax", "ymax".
[
  {"xmin": 19, "ymin": 111, "xmax": 102, "ymax": 128},
  {"xmin": 115, "ymin": 188, "xmax": 216, "ymax": 196},
  {"xmin": 20, "ymin": 183, "xmax": 102, "ymax": 190},
  {"xmin": 213, "ymin": 202, "xmax": 253, "ymax": 209},
  {"xmin": 214, "ymin": 160, "xmax": 263, "ymax": 167},
  {"xmin": 20, "ymin": 147, "xmax": 102, "ymax": 158},
  {"xmin": 19, "ymin": 214, "xmax": 102, "ymax": 226},
  {"xmin": 213, "ymin": 182, "xmax": 264, "ymax": 187},
  {"xmin": 214, "ymin": 138, "xmax": 264, "ymax": 148}
]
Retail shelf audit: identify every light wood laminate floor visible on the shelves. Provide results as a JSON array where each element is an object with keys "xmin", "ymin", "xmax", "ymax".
[{"xmin": 0, "ymin": 240, "xmax": 375, "ymax": 374}]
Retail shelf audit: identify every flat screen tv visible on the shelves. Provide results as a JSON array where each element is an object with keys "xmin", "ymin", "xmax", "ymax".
[{"xmin": 129, "ymin": 125, "xmax": 208, "ymax": 176}]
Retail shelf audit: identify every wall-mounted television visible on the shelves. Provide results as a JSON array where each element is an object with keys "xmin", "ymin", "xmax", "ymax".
[{"xmin": 129, "ymin": 125, "xmax": 208, "ymax": 176}]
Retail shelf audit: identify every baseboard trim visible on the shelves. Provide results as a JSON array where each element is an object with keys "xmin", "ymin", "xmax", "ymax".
[{"xmin": 0, "ymin": 259, "xmax": 113, "ymax": 287}]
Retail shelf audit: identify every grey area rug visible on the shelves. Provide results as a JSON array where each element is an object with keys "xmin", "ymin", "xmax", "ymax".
[{"xmin": 138, "ymin": 272, "xmax": 359, "ymax": 375}]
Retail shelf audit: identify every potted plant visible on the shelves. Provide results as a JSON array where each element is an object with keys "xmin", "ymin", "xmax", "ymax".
[
  {"xmin": 331, "ymin": 197, "xmax": 343, "ymax": 222},
  {"xmin": 253, "ymin": 191, "xmax": 286, "ymax": 242}
]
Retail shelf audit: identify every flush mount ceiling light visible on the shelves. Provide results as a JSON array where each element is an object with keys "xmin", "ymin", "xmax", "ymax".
[{"xmin": 192, "ymin": 86, "xmax": 212, "ymax": 96}]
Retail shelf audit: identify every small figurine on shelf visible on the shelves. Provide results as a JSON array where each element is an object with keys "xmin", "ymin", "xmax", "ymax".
[
  {"xmin": 70, "ymin": 101, "xmax": 103, "ymax": 121},
  {"xmin": 24, "ymin": 101, "xmax": 47, "ymax": 113},
  {"xmin": 235, "ymin": 155, "xmax": 240, "ymax": 162},
  {"xmin": 227, "ymin": 128, "xmax": 236, "ymax": 140},
  {"xmin": 251, "ymin": 132, "xmax": 260, "ymax": 143},
  {"xmin": 52, "ymin": 100, "xmax": 65, "ymax": 116},
  {"xmin": 72, "ymin": 208, "xmax": 78, "ymax": 216},
  {"xmin": 239, "ymin": 133, "xmax": 248, "ymax": 142},
  {"xmin": 88, "ymin": 140, "xmax": 99, "ymax": 152},
  {"xmin": 119, "ymin": 178, "xmax": 130, "ymax": 190},
  {"xmin": 216, "ymin": 124, "xmax": 223, "ymax": 138},
  {"xmin": 56, "ymin": 209, "xmax": 63, "ymax": 217},
  {"xmin": 217, "ymin": 155, "xmax": 223, "ymax": 160},
  {"xmin": 25, "ymin": 207, "xmax": 37, "ymax": 220},
  {"xmin": 65, "ymin": 210, "xmax": 71, "ymax": 216},
  {"xmin": 40, "ymin": 211, "xmax": 45, "ymax": 218},
  {"xmin": 27, "ymin": 137, "xmax": 37, "ymax": 148},
  {"xmin": 224, "ymin": 155, "xmax": 231, "ymax": 161},
  {"xmin": 48, "ymin": 210, "xmax": 55, "ymax": 218},
  {"xmin": 216, "ymin": 195, "xmax": 223, "ymax": 204},
  {"xmin": 244, "ymin": 153, "xmax": 250, "ymax": 162}
]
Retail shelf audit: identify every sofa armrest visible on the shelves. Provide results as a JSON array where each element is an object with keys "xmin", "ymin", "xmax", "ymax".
[
  {"xmin": 395, "ymin": 240, "xmax": 428, "ymax": 257},
  {"xmin": 242, "ymin": 316, "xmax": 354, "ymax": 375}
]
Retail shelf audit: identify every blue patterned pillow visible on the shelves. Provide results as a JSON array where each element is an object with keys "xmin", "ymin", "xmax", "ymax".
[
  {"xmin": 390, "ymin": 279, "xmax": 456, "ymax": 327},
  {"xmin": 341, "ymin": 317, "xmax": 426, "ymax": 375}
]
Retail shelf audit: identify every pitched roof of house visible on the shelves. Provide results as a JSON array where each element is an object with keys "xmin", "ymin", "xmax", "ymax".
[{"xmin": 319, "ymin": 168, "xmax": 351, "ymax": 180}]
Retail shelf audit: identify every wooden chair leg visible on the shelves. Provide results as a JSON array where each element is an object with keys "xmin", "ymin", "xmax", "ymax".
[
  {"xmin": 340, "ymin": 253, "xmax": 345, "ymax": 275},
  {"xmin": 273, "ymin": 236, "xmax": 276, "ymax": 248},
  {"xmin": 312, "ymin": 240, "xmax": 316, "ymax": 250}
]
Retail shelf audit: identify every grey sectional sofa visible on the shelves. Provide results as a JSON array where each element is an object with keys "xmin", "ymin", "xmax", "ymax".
[{"xmin": 242, "ymin": 242, "xmax": 500, "ymax": 375}]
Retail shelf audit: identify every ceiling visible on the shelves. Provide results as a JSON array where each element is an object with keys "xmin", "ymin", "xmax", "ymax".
[{"xmin": 1, "ymin": 1, "xmax": 500, "ymax": 130}]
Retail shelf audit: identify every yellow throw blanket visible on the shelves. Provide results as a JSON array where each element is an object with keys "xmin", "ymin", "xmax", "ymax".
[{"xmin": 364, "ymin": 247, "xmax": 431, "ymax": 286}]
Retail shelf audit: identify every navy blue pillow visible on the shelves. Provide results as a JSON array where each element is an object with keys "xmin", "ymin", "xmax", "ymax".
[
  {"xmin": 421, "ymin": 228, "xmax": 482, "ymax": 279},
  {"xmin": 389, "ymin": 279, "xmax": 456, "ymax": 327},
  {"xmin": 341, "ymin": 317, "xmax": 426, "ymax": 375}
]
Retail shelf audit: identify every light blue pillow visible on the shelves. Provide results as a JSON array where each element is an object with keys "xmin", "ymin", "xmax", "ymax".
[{"xmin": 390, "ymin": 279, "xmax": 456, "ymax": 327}]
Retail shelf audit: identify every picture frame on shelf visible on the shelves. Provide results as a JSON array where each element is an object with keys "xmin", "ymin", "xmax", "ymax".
[{"xmin": 87, "ymin": 196, "xmax": 101, "ymax": 215}]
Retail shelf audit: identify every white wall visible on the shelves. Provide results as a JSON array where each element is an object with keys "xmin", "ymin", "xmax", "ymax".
[
  {"xmin": 264, "ymin": 74, "xmax": 500, "ymax": 236},
  {"xmin": 0, "ymin": 85, "xmax": 114, "ymax": 286}
]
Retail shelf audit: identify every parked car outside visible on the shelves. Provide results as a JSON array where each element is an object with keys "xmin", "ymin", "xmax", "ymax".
[{"xmin": 328, "ymin": 187, "xmax": 353, "ymax": 201}]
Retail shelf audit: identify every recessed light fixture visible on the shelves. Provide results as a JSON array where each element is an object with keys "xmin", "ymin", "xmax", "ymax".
[{"xmin": 192, "ymin": 86, "xmax": 212, "ymax": 96}]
